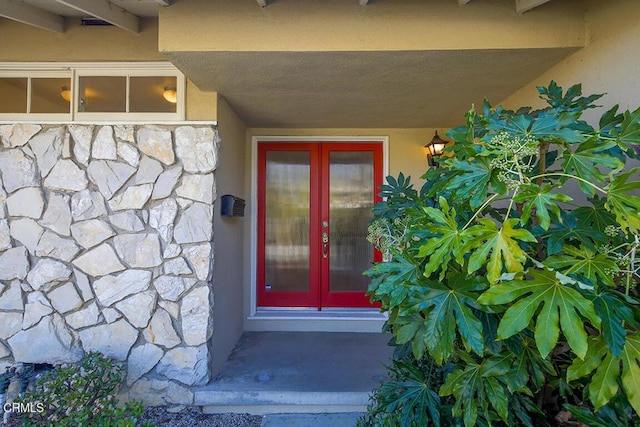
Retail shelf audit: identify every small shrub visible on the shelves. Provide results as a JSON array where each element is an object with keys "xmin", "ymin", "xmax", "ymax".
[
  {"xmin": 358, "ymin": 343, "xmax": 456, "ymax": 427},
  {"xmin": 15, "ymin": 352, "xmax": 153, "ymax": 427}
]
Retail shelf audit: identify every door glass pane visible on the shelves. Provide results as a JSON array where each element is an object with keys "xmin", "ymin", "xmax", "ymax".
[
  {"xmin": 0, "ymin": 78, "xmax": 27, "ymax": 113},
  {"xmin": 78, "ymin": 76, "xmax": 126, "ymax": 112},
  {"xmin": 329, "ymin": 151, "xmax": 375, "ymax": 292},
  {"xmin": 265, "ymin": 151, "xmax": 311, "ymax": 292},
  {"xmin": 31, "ymin": 78, "xmax": 71, "ymax": 113},
  {"xmin": 130, "ymin": 76, "xmax": 177, "ymax": 113}
]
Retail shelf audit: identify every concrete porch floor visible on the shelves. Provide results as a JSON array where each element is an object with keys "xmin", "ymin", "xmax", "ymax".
[{"xmin": 194, "ymin": 331, "xmax": 394, "ymax": 415}]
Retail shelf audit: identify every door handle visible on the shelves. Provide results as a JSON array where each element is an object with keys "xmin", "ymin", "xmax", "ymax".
[{"xmin": 322, "ymin": 232, "xmax": 329, "ymax": 259}]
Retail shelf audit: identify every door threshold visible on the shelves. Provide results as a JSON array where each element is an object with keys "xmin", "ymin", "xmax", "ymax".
[
  {"xmin": 245, "ymin": 309, "xmax": 387, "ymax": 332},
  {"xmin": 250, "ymin": 307, "xmax": 387, "ymax": 321}
]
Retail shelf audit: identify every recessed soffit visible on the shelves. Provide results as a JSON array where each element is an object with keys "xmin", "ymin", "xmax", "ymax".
[{"xmin": 166, "ymin": 47, "xmax": 578, "ymax": 128}]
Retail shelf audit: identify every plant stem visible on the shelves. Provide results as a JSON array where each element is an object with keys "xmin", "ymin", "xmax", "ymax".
[
  {"xmin": 537, "ymin": 142, "xmax": 549, "ymax": 186},
  {"xmin": 462, "ymin": 192, "xmax": 503, "ymax": 230},
  {"xmin": 505, "ymin": 190, "xmax": 518, "ymax": 221},
  {"xmin": 536, "ymin": 142, "xmax": 549, "ymax": 260},
  {"xmin": 529, "ymin": 172, "xmax": 607, "ymax": 194},
  {"xmin": 627, "ymin": 235, "xmax": 638, "ymax": 295}
]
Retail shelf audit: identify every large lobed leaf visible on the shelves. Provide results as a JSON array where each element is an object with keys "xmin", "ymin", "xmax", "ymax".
[
  {"xmin": 568, "ymin": 334, "xmax": 640, "ymax": 416},
  {"xmin": 561, "ymin": 136, "xmax": 623, "ymax": 194},
  {"xmin": 373, "ymin": 172, "xmax": 420, "ymax": 220},
  {"xmin": 542, "ymin": 210, "xmax": 603, "ymax": 255},
  {"xmin": 574, "ymin": 196, "xmax": 618, "ymax": 236},
  {"xmin": 440, "ymin": 355, "xmax": 512, "ymax": 427},
  {"xmin": 605, "ymin": 169, "xmax": 640, "ymax": 234},
  {"xmin": 410, "ymin": 273, "xmax": 486, "ymax": 364},
  {"xmin": 623, "ymin": 335, "xmax": 640, "ymax": 417},
  {"xmin": 613, "ymin": 105, "xmax": 640, "ymax": 152},
  {"xmin": 377, "ymin": 359, "xmax": 443, "ymax": 427},
  {"xmin": 591, "ymin": 290, "xmax": 637, "ymax": 357},
  {"xmin": 464, "ymin": 218, "xmax": 537, "ymax": 284},
  {"xmin": 514, "ymin": 183, "xmax": 572, "ymax": 231},
  {"xmin": 545, "ymin": 245, "xmax": 619, "ymax": 288},
  {"xmin": 487, "ymin": 112, "xmax": 532, "ymax": 136},
  {"xmin": 445, "ymin": 158, "xmax": 495, "ymax": 208},
  {"xmin": 478, "ymin": 268, "xmax": 601, "ymax": 359},
  {"xmin": 529, "ymin": 112, "xmax": 586, "ymax": 143},
  {"xmin": 504, "ymin": 335, "xmax": 556, "ymax": 394},
  {"xmin": 537, "ymin": 81, "xmax": 603, "ymax": 115},
  {"xmin": 366, "ymin": 252, "xmax": 423, "ymax": 310},
  {"xmin": 418, "ymin": 197, "xmax": 466, "ymax": 280}
]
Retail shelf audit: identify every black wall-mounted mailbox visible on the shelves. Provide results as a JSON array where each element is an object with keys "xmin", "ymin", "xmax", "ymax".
[{"xmin": 221, "ymin": 195, "xmax": 246, "ymax": 217}]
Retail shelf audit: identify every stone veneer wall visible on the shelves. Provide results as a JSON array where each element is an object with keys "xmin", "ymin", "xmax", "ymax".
[{"xmin": 0, "ymin": 123, "xmax": 218, "ymax": 405}]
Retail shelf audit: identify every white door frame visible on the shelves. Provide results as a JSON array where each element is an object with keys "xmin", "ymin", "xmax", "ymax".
[{"xmin": 248, "ymin": 135, "xmax": 389, "ymax": 319}]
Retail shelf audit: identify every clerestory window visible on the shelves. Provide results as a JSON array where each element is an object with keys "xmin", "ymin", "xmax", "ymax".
[{"xmin": 0, "ymin": 62, "xmax": 185, "ymax": 122}]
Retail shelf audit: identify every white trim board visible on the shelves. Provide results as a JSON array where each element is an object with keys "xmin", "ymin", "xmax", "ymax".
[
  {"xmin": 0, "ymin": 121, "xmax": 217, "ymax": 126},
  {"xmin": 0, "ymin": 62, "xmax": 179, "ymax": 71}
]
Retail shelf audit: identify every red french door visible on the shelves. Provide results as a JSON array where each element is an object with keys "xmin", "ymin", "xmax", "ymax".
[{"xmin": 257, "ymin": 142, "xmax": 383, "ymax": 309}]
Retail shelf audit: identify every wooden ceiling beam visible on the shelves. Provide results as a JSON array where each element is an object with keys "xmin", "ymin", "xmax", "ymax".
[
  {"xmin": 0, "ymin": 0, "xmax": 64, "ymax": 33},
  {"xmin": 55, "ymin": 0, "xmax": 139, "ymax": 33}
]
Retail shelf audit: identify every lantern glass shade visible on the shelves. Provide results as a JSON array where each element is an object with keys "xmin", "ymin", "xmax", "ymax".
[
  {"xmin": 425, "ymin": 131, "xmax": 447, "ymax": 155},
  {"xmin": 427, "ymin": 141, "xmax": 446, "ymax": 157},
  {"xmin": 424, "ymin": 131, "xmax": 448, "ymax": 166}
]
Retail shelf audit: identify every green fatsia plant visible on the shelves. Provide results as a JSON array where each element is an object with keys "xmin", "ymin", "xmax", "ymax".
[{"xmin": 364, "ymin": 82, "xmax": 640, "ymax": 426}]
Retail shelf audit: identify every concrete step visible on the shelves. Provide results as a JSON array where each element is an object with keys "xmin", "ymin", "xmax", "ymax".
[
  {"xmin": 196, "ymin": 390, "xmax": 369, "ymax": 415},
  {"xmin": 194, "ymin": 331, "xmax": 392, "ymax": 415}
]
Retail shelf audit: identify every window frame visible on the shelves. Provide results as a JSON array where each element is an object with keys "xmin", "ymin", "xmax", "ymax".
[
  {"xmin": 0, "ymin": 70, "xmax": 73, "ymax": 121},
  {"xmin": 0, "ymin": 62, "xmax": 185, "ymax": 122}
]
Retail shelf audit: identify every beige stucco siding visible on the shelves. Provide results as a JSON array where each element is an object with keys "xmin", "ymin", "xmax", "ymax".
[
  {"xmin": 185, "ymin": 81, "xmax": 218, "ymax": 121},
  {"xmin": 211, "ymin": 96, "xmax": 247, "ymax": 376},
  {"xmin": 159, "ymin": 0, "xmax": 586, "ymax": 52},
  {"xmin": 501, "ymin": 0, "xmax": 640, "ymax": 126},
  {"xmin": 0, "ymin": 19, "xmax": 163, "ymax": 62}
]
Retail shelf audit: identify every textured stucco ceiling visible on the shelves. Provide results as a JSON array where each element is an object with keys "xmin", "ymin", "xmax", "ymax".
[{"xmin": 166, "ymin": 47, "xmax": 579, "ymax": 128}]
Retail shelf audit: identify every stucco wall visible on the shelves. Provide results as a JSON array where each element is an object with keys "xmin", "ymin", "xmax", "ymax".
[
  {"xmin": 501, "ymin": 0, "xmax": 640, "ymax": 126},
  {"xmin": 0, "ymin": 19, "xmax": 163, "ymax": 62},
  {"xmin": 210, "ymin": 96, "xmax": 247, "ymax": 376},
  {"xmin": 186, "ymin": 82, "xmax": 218, "ymax": 121},
  {"xmin": 0, "ymin": 123, "xmax": 218, "ymax": 405},
  {"xmin": 159, "ymin": 0, "xmax": 586, "ymax": 52}
]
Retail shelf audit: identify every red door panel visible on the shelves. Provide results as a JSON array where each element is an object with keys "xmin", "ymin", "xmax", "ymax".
[
  {"xmin": 257, "ymin": 141, "xmax": 382, "ymax": 309},
  {"xmin": 257, "ymin": 143, "xmax": 320, "ymax": 307},
  {"xmin": 320, "ymin": 143, "xmax": 383, "ymax": 308}
]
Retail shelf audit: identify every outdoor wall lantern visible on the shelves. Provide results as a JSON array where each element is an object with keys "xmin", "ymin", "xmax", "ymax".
[{"xmin": 424, "ymin": 130, "xmax": 447, "ymax": 167}]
